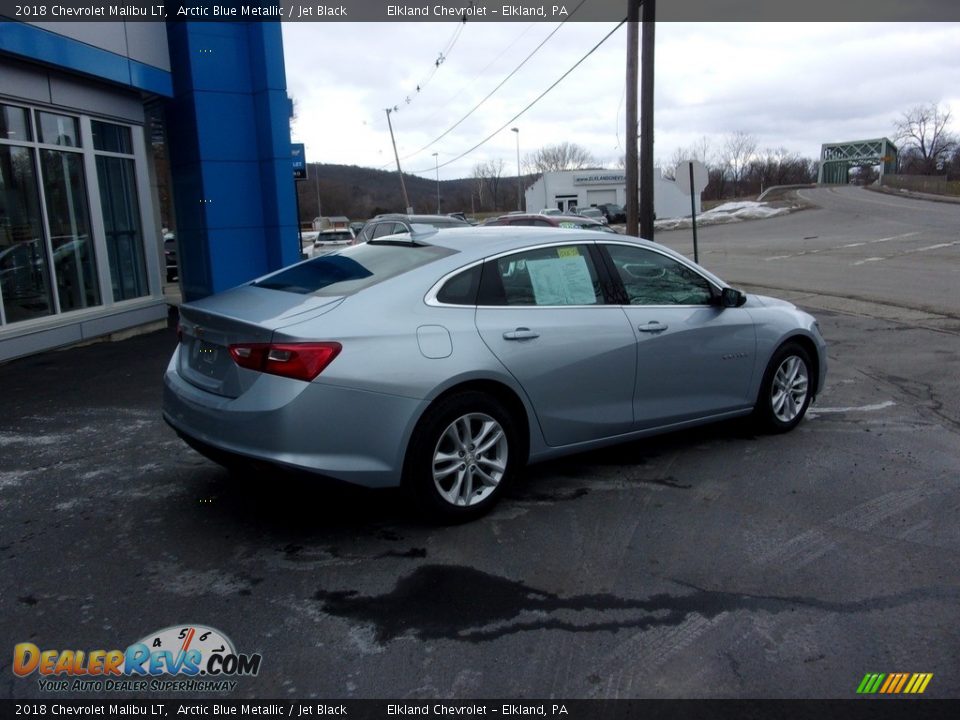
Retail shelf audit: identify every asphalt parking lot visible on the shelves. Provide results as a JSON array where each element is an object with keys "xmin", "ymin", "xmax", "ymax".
[{"xmin": 1, "ymin": 187, "xmax": 958, "ymax": 700}]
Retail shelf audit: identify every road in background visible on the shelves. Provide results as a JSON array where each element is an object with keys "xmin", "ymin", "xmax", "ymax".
[{"xmin": 660, "ymin": 185, "xmax": 960, "ymax": 320}]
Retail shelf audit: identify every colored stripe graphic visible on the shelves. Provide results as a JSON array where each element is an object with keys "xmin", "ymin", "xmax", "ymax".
[
  {"xmin": 856, "ymin": 672, "xmax": 932, "ymax": 694},
  {"xmin": 893, "ymin": 673, "xmax": 910, "ymax": 693},
  {"xmin": 879, "ymin": 674, "xmax": 897, "ymax": 693},
  {"xmin": 856, "ymin": 673, "xmax": 886, "ymax": 694}
]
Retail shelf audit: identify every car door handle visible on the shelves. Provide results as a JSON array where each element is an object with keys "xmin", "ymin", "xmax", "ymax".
[
  {"xmin": 638, "ymin": 321, "xmax": 668, "ymax": 333},
  {"xmin": 503, "ymin": 328, "xmax": 540, "ymax": 341}
]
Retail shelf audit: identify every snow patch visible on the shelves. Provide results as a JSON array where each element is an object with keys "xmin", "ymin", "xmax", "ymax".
[
  {"xmin": 0, "ymin": 471, "xmax": 27, "ymax": 489},
  {"xmin": 655, "ymin": 200, "xmax": 790, "ymax": 230},
  {"xmin": 0, "ymin": 433, "xmax": 63, "ymax": 447}
]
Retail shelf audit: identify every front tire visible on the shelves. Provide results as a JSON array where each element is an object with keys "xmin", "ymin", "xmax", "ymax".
[
  {"xmin": 405, "ymin": 392, "xmax": 517, "ymax": 523},
  {"xmin": 754, "ymin": 342, "xmax": 813, "ymax": 433}
]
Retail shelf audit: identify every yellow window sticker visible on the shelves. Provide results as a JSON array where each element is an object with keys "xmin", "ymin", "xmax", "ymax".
[{"xmin": 557, "ymin": 246, "xmax": 580, "ymax": 258}]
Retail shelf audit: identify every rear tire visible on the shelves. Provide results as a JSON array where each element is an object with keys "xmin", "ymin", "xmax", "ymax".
[
  {"xmin": 754, "ymin": 342, "xmax": 813, "ymax": 433},
  {"xmin": 404, "ymin": 392, "xmax": 517, "ymax": 523}
]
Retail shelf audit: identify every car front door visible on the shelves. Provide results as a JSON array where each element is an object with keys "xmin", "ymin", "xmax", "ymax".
[
  {"xmin": 475, "ymin": 242, "xmax": 637, "ymax": 447},
  {"xmin": 599, "ymin": 243, "xmax": 757, "ymax": 429}
]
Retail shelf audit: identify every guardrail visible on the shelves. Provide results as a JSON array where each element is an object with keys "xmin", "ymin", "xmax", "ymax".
[{"xmin": 756, "ymin": 184, "xmax": 817, "ymax": 201}]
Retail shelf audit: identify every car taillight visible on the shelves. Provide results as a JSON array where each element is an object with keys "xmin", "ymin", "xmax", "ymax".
[{"xmin": 228, "ymin": 342, "xmax": 341, "ymax": 381}]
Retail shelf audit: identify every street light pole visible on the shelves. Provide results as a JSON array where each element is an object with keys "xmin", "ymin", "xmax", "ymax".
[
  {"xmin": 385, "ymin": 108, "xmax": 412, "ymax": 213},
  {"xmin": 511, "ymin": 127, "xmax": 521, "ymax": 211},
  {"xmin": 432, "ymin": 152, "xmax": 440, "ymax": 214}
]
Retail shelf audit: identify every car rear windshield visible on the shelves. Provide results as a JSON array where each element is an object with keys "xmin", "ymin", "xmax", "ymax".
[{"xmin": 254, "ymin": 243, "xmax": 455, "ymax": 295}]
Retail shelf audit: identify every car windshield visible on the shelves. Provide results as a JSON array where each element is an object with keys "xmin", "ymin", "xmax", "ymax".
[{"xmin": 255, "ymin": 242, "xmax": 455, "ymax": 295}]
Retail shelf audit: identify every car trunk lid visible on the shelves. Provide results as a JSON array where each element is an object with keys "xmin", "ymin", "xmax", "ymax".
[{"xmin": 177, "ymin": 284, "xmax": 343, "ymax": 397}]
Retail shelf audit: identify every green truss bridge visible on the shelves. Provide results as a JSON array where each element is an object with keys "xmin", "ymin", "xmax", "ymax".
[{"xmin": 818, "ymin": 137, "xmax": 898, "ymax": 184}]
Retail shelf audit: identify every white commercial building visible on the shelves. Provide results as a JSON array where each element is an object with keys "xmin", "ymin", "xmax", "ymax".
[{"xmin": 524, "ymin": 168, "xmax": 700, "ymax": 219}]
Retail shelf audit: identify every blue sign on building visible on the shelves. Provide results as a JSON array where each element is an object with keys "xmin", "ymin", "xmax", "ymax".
[{"xmin": 292, "ymin": 143, "xmax": 307, "ymax": 180}]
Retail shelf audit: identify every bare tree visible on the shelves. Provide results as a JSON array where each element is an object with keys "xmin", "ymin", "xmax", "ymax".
[
  {"xmin": 705, "ymin": 167, "xmax": 727, "ymax": 201},
  {"xmin": 472, "ymin": 159, "xmax": 508, "ymax": 211},
  {"xmin": 526, "ymin": 142, "xmax": 598, "ymax": 173},
  {"xmin": 471, "ymin": 163, "xmax": 487, "ymax": 211},
  {"xmin": 894, "ymin": 102, "xmax": 957, "ymax": 174},
  {"xmin": 689, "ymin": 135, "xmax": 712, "ymax": 166},
  {"xmin": 662, "ymin": 137, "xmax": 713, "ymax": 181},
  {"xmin": 720, "ymin": 131, "xmax": 758, "ymax": 196},
  {"xmin": 745, "ymin": 147, "xmax": 812, "ymax": 192}
]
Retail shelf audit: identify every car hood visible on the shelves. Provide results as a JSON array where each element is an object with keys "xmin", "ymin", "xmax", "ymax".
[{"xmin": 746, "ymin": 293, "xmax": 798, "ymax": 310}]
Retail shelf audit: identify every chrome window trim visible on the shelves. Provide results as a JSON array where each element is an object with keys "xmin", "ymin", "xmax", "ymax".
[
  {"xmin": 425, "ymin": 238, "xmax": 729, "ymax": 310},
  {"xmin": 424, "ymin": 257, "xmax": 485, "ymax": 308},
  {"xmin": 425, "ymin": 240, "xmax": 609, "ymax": 310}
]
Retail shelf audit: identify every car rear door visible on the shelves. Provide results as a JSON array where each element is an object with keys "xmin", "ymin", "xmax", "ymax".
[{"xmin": 474, "ymin": 242, "xmax": 637, "ymax": 447}]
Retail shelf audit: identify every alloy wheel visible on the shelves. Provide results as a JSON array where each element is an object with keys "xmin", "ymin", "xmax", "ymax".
[
  {"xmin": 432, "ymin": 413, "xmax": 508, "ymax": 507},
  {"xmin": 771, "ymin": 355, "xmax": 809, "ymax": 423}
]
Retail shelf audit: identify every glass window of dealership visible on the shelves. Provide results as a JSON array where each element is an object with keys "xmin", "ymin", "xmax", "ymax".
[{"xmin": 0, "ymin": 101, "xmax": 153, "ymax": 327}]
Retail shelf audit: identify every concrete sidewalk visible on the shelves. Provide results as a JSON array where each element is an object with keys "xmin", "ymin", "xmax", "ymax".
[{"xmin": 0, "ymin": 322, "xmax": 178, "ymax": 428}]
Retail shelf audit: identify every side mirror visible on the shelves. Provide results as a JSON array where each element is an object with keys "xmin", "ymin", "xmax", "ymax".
[{"xmin": 720, "ymin": 287, "xmax": 747, "ymax": 308}]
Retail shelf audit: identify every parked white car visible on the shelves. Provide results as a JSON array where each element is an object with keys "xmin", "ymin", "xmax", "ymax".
[{"xmin": 301, "ymin": 228, "xmax": 355, "ymax": 258}]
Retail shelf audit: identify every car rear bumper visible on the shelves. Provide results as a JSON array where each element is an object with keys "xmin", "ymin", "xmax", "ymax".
[{"xmin": 162, "ymin": 351, "xmax": 426, "ymax": 488}]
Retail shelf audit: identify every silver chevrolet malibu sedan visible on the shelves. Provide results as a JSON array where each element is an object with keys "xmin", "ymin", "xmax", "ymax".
[{"xmin": 163, "ymin": 226, "xmax": 827, "ymax": 522}]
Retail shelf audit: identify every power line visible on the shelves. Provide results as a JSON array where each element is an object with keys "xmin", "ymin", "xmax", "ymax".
[
  {"xmin": 411, "ymin": 19, "xmax": 627, "ymax": 175},
  {"xmin": 386, "ymin": 14, "xmax": 468, "ymax": 114},
  {"xmin": 415, "ymin": 23, "xmax": 538, "ymax": 137},
  {"xmin": 380, "ymin": 0, "xmax": 590, "ymax": 170}
]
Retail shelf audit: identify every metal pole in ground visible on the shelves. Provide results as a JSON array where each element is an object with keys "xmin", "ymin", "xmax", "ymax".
[{"xmin": 689, "ymin": 162, "xmax": 699, "ymax": 263}]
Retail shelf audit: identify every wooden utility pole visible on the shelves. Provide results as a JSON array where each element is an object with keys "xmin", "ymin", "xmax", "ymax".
[
  {"xmin": 639, "ymin": 0, "xmax": 656, "ymax": 240},
  {"xmin": 625, "ymin": 1, "xmax": 639, "ymax": 237},
  {"xmin": 385, "ymin": 108, "xmax": 412, "ymax": 213}
]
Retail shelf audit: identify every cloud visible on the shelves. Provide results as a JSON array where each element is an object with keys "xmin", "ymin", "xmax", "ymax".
[{"xmin": 282, "ymin": 22, "xmax": 960, "ymax": 178}]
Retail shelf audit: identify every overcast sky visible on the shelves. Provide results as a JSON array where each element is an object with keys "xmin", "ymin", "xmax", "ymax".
[{"xmin": 281, "ymin": 21, "xmax": 960, "ymax": 181}]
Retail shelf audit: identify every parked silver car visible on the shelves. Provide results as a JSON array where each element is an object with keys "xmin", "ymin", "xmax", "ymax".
[
  {"xmin": 355, "ymin": 214, "xmax": 470, "ymax": 244},
  {"xmin": 163, "ymin": 227, "xmax": 826, "ymax": 522},
  {"xmin": 576, "ymin": 207, "xmax": 609, "ymax": 224}
]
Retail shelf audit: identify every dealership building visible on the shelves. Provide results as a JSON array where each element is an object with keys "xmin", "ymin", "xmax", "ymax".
[
  {"xmin": 0, "ymin": 20, "xmax": 298, "ymax": 362},
  {"xmin": 524, "ymin": 169, "xmax": 701, "ymax": 219}
]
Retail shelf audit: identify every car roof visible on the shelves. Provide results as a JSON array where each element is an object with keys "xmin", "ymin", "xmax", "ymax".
[
  {"xmin": 415, "ymin": 225, "xmax": 609, "ymax": 254},
  {"xmin": 410, "ymin": 226, "xmax": 728, "ymax": 287},
  {"xmin": 372, "ymin": 213, "xmax": 467, "ymax": 223},
  {"xmin": 492, "ymin": 213, "xmax": 603, "ymax": 225}
]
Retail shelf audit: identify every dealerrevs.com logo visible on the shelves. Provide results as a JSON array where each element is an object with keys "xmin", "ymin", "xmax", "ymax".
[{"xmin": 13, "ymin": 624, "xmax": 262, "ymax": 692}]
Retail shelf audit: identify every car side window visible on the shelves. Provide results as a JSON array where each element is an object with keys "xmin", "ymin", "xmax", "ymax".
[
  {"xmin": 483, "ymin": 245, "xmax": 602, "ymax": 306},
  {"xmin": 605, "ymin": 244, "xmax": 714, "ymax": 305},
  {"xmin": 436, "ymin": 264, "xmax": 482, "ymax": 305},
  {"xmin": 371, "ymin": 223, "xmax": 400, "ymax": 239}
]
